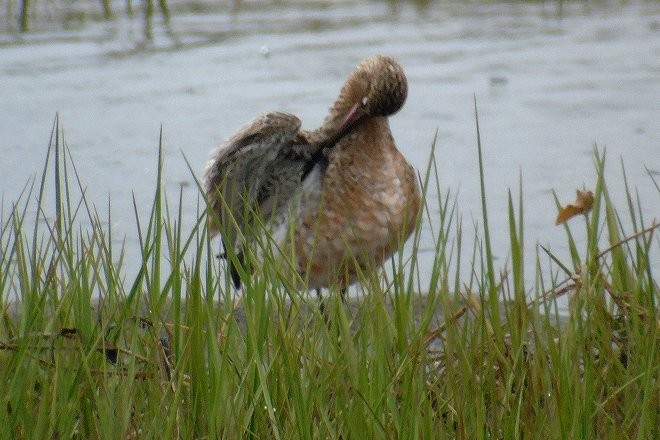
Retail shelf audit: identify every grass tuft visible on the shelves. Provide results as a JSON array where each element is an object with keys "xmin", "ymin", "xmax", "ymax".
[{"xmin": 0, "ymin": 115, "xmax": 657, "ymax": 438}]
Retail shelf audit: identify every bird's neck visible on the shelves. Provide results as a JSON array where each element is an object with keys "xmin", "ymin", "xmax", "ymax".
[
  {"xmin": 320, "ymin": 77, "xmax": 364, "ymax": 137},
  {"xmin": 331, "ymin": 116, "xmax": 394, "ymax": 159}
]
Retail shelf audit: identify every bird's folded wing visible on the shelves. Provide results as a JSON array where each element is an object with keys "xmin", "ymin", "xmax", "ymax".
[{"xmin": 203, "ymin": 112, "xmax": 306, "ymax": 241}]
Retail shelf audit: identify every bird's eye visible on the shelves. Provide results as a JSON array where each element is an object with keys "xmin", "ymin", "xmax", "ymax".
[{"xmin": 361, "ymin": 96, "xmax": 369, "ymax": 107}]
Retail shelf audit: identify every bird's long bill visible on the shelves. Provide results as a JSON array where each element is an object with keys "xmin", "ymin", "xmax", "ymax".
[{"xmin": 333, "ymin": 102, "xmax": 366, "ymax": 143}]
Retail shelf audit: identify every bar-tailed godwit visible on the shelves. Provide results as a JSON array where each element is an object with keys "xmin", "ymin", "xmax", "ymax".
[{"xmin": 204, "ymin": 55, "xmax": 421, "ymax": 301}]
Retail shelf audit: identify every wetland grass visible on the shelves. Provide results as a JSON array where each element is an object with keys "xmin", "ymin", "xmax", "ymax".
[{"xmin": 0, "ymin": 115, "xmax": 657, "ymax": 438}]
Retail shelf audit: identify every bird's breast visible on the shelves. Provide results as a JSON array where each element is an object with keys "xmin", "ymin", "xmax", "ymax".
[{"xmin": 292, "ymin": 127, "xmax": 420, "ymax": 288}]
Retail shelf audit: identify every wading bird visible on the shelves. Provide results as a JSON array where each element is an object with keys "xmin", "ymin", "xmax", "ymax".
[{"xmin": 204, "ymin": 55, "xmax": 421, "ymax": 309}]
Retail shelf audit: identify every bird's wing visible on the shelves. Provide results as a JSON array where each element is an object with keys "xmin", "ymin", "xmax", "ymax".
[{"xmin": 203, "ymin": 112, "xmax": 310, "ymax": 245}]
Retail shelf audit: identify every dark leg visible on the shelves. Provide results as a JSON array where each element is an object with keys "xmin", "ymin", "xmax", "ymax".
[
  {"xmin": 317, "ymin": 288, "xmax": 348, "ymax": 328},
  {"xmin": 216, "ymin": 239, "xmax": 229, "ymax": 260},
  {"xmin": 216, "ymin": 240, "xmax": 243, "ymax": 289},
  {"xmin": 339, "ymin": 287, "xmax": 347, "ymax": 304},
  {"xmin": 317, "ymin": 288, "xmax": 334, "ymax": 327},
  {"xmin": 229, "ymin": 251, "xmax": 243, "ymax": 289},
  {"xmin": 316, "ymin": 288, "xmax": 326, "ymax": 316}
]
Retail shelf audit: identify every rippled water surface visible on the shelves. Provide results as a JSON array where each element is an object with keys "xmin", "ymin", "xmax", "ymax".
[{"xmin": 2, "ymin": 0, "xmax": 659, "ymax": 296}]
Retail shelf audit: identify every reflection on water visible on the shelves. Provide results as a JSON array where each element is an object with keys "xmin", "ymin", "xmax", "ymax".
[{"xmin": 1, "ymin": 1, "xmax": 659, "ymax": 302}]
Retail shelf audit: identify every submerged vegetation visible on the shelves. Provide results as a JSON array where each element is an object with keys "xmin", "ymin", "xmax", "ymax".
[
  {"xmin": 4, "ymin": 0, "xmax": 576, "ymax": 35},
  {"xmin": 0, "ymin": 115, "xmax": 657, "ymax": 438},
  {"xmin": 8, "ymin": 0, "xmax": 171, "ymax": 33}
]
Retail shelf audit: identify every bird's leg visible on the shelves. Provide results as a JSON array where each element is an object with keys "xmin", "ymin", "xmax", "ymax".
[
  {"xmin": 316, "ymin": 288, "xmax": 328, "ymax": 321},
  {"xmin": 316, "ymin": 288, "xmax": 323, "ymax": 308},
  {"xmin": 217, "ymin": 238, "xmax": 243, "ymax": 289},
  {"xmin": 317, "ymin": 288, "xmax": 348, "ymax": 329},
  {"xmin": 216, "ymin": 239, "xmax": 228, "ymax": 260},
  {"xmin": 340, "ymin": 287, "xmax": 347, "ymax": 304}
]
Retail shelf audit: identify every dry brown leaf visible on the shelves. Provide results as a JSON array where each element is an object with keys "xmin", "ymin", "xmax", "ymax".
[{"xmin": 556, "ymin": 189, "xmax": 594, "ymax": 225}]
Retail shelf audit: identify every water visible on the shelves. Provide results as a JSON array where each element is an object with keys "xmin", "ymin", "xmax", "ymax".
[{"xmin": 1, "ymin": 0, "xmax": 659, "ymax": 299}]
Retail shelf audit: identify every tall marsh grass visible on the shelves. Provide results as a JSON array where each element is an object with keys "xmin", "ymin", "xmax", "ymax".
[{"xmin": 0, "ymin": 115, "xmax": 657, "ymax": 438}]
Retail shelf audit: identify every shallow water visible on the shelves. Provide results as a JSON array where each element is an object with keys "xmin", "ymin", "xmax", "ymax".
[{"xmin": 1, "ymin": 0, "xmax": 659, "ymax": 301}]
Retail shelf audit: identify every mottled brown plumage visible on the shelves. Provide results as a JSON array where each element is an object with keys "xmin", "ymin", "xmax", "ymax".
[{"xmin": 203, "ymin": 55, "xmax": 421, "ymax": 291}]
